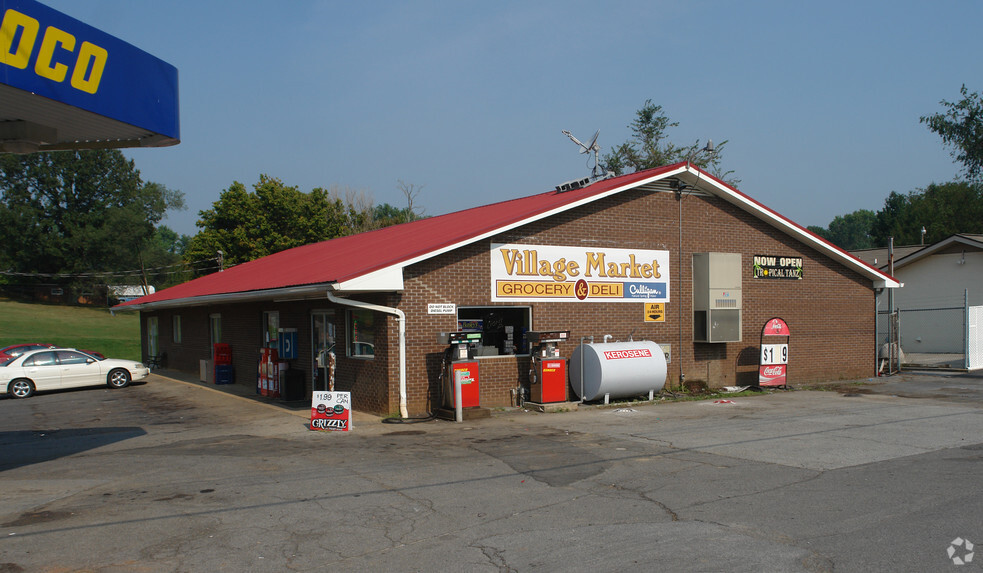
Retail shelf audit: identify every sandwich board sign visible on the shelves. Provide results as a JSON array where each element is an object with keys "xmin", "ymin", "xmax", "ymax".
[
  {"xmin": 310, "ymin": 391, "xmax": 352, "ymax": 431},
  {"xmin": 758, "ymin": 318, "xmax": 790, "ymax": 387}
]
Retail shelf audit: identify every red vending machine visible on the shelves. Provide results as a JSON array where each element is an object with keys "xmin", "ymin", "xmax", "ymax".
[
  {"xmin": 527, "ymin": 331, "xmax": 570, "ymax": 403},
  {"xmin": 444, "ymin": 331, "xmax": 482, "ymax": 409},
  {"xmin": 258, "ymin": 348, "xmax": 280, "ymax": 398}
]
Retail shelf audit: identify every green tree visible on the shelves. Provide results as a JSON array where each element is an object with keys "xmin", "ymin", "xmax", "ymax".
[
  {"xmin": 808, "ymin": 209, "xmax": 877, "ymax": 250},
  {"xmin": 371, "ymin": 203, "xmax": 413, "ymax": 227},
  {"xmin": 0, "ymin": 150, "xmax": 185, "ymax": 288},
  {"xmin": 602, "ymin": 99, "xmax": 739, "ymax": 186},
  {"xmin": 184, "ymin": 176, "xmax": 354, "ymax": 269},
  {"xmin": 137, "ymin": 225, "xmax": 193, "ymax": 288},
  {"xmin": 870, "ymin": 181, "xmax": 983, "ymax": 245},
  {"xmin": 921, "ymin": 85, "xmax": 983, "ymax": 182}
]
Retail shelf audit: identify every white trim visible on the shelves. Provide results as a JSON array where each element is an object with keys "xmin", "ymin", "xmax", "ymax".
[
  {"xmin": 325, "ymin": 292, "xmax": 408, "ymax": 419},
  {"xmin": 674, "ymin": 166, "xmax": 900, "ymax": 289},
  {"xmin": 117, "ymin": 284, "xmax": 333, "ymax": 311},
  {"xmin": 335, "ymin": 266, "xmax": 404, "ymax": 292},
  {"xmin": 338, "ymin": 167, "xmax": 693, "ymax": 292},
  {"xmin": 346, "ymin": 163, "xmax": 898, "ymax": 292}
]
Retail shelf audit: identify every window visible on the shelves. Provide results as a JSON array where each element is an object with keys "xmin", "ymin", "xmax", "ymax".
[
  {"xmin": 147, "ymin": 316, "xmax": 159, "ymax": 359},
  {"xmin": 347, "ymin": 308, "xmax": 375, "ymax": 358},
  {"xmin": 173, "ymin": 315, "xmax": 182, "ymax": 343},
  {"xmin": 56, "ymin": 350, "xmax": 91, "ymax": 365},
  {"xmin": 210, "ymin": 313, "xmax": 222, "ymax": 352},
  {"xmin": 263, "ymin": 311, "xmax": 279, "ymax": 349},
  {"xmin": 23, "ymin": 351, "xmax": 57, "ymax": 367},
  {"xmin": 457, "ymin": 306, "xmax": 532, "ymax": 357}
]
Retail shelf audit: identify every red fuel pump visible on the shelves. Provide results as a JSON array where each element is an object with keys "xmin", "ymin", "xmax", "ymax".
[
  {"xmin": 444, "ymin": 331, "xmax": 482, "ymax": 409},
  {"xmin": 527, "ymin": 331, "xmax": 570, "ymax": 403}
]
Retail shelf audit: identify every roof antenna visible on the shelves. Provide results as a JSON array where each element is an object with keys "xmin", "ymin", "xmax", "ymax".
[
  {"xmin": 686, "ymin": 139, "xmax": 715, "ymax": 165},
  {"xmin": 562, "ymin": 129, "xmax": 609, "ymax": 180}
]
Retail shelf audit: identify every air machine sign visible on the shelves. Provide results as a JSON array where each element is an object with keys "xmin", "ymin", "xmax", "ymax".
[{"xmin": 491, "ymin": 243, "xmax": 670, "ymax": 303}]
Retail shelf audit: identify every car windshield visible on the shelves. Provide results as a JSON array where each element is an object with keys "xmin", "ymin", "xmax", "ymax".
[{"xmin": 0, "ymin": 357, "xmax": 15, "ymax": 366}]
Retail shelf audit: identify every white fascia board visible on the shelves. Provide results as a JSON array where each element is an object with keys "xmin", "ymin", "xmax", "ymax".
[
  {"xmin": 115, "ymin": 284, "xmax": 333, "ymax": 311},
  {"xmin": 334, "ymin": 265, "xmax": 405, "ymax": 292},
  {"xmin": 338, "ymin": 166, "xmax": 693, "ymax": 292},
  {"xmin": 679, "ymin": 166, "xmax": 901, "ymax": 289},
  {"xmin": 894, "ymin": 235, "xmax": 983, "ymax": 269}
]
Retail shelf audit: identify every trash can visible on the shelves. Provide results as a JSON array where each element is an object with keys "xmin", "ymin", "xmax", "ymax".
[{"xmin": 283, "ymin": 369, "xmax": 305, "ymax": 401}]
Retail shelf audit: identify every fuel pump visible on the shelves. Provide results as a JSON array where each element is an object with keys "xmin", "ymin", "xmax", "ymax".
[
  {"xmin": 443, "ymin": 331, "xmax": 482, "ymax": 410},
  {"xmin": 526, "ymin": 330, "xmax": 570, "ymax": 403}
]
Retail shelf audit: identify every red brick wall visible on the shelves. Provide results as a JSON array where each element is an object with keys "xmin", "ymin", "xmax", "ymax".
[
  {"xmin": 395, "ymin": 186, "xmax": 874, "ymax": 414},
  {"xmin": 141, "ymin": 185, "xmax": 876, "ymax": 416}
]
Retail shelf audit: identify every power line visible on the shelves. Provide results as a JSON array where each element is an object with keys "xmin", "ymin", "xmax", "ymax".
[{"xmin": 0, "ymin": 257, "xmax": 221, "ymax": 280}]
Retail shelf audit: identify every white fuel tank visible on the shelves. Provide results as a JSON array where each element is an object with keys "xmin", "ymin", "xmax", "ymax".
[{"xmin": 570, "ymin": 341, "xmax": 667, "ymax": 401}]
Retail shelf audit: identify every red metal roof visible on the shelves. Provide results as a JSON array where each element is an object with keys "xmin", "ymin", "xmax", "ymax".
[
  {"xmin": 118, "ymin": 161, "xmax": 898, "ymax": 310},
  {"xmin": 119, "ymin": 164, "xmax": 685, "ymax": 308}
]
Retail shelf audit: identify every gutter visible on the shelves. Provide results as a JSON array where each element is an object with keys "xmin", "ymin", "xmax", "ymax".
[
  {"xmin": 114, "ymin": 284, "xmax": 333, "ymax": 312},
  {"xmin": 325, "ymin": 291, "xmax": 408, "ymax": 419}
]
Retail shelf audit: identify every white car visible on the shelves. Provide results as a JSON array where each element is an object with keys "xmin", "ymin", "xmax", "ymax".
[{"xmin": 0, "ymin": 348, "xmax": 150, "ymax": 399}]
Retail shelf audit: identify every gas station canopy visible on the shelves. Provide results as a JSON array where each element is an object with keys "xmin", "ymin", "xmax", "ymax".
[{"xmin": 1, "ymin": 0, "xmax": 179, "ymax": 153}]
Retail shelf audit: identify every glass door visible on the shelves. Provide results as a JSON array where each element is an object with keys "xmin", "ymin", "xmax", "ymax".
[
  {"xmin": 311, "ymin": 311, "xmax": 336, "ymax": 391},
  {"xmin": 209, "ymin": 314, "xmax": 221, "ymax": 356},
  {"xmin": 147, "ymin": 316, "xmax": 159, "ymax": 361}
]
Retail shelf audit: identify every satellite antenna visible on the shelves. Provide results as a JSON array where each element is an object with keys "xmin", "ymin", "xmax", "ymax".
[{"xmin": 562, "ymin": 129, "xmax": 607, "ymax": 180}]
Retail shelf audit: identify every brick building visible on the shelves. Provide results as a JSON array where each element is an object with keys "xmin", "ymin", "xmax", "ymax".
[{"xmin": 118, "ymin": 163, "xmax": 898, "ymax": 417}]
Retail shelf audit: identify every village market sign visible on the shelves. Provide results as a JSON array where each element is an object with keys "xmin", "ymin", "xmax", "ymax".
[{"xmin": 491, "ymin": 243, "xmax": 670, "ymax": 303}]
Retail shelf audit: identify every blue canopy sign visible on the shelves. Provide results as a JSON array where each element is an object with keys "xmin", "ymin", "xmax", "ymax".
[{"xmin": 1, "ymin": 0, "xmax": 179, "ymax": 143}]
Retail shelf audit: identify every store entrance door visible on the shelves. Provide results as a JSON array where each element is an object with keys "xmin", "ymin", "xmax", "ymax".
[{"xmin": 312, "ymin": 311, "xmax": 336, "ymax": 391}]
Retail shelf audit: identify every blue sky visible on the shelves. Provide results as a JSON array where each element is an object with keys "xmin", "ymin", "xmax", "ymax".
[{"xmin": 43, "ymin": 1, "xmax": 982, "ymax": 237}]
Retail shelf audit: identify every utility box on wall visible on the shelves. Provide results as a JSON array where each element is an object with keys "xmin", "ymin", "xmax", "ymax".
[{"xmin": 693, "ymin": 252, "xmax": 742, "ymax": 342}]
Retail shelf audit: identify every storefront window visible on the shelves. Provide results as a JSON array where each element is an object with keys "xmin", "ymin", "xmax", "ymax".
[
  {"xmin": 457, "ymin": 306, "xmax": 531, "ymax": 357},
  {"xmin": 263, "ymin": 311, "xmax": 279, "ymax": 349},
  {"xmin": 147, "ymin": 316, "xmax": 159, "ymax": 358},
  {"xmin": 210, "ymin": 314, "xmax": 222, "ymax": 352},
  {"xmin": 348, "ymin": 308, "xmax": 375, "ymax": 358}
]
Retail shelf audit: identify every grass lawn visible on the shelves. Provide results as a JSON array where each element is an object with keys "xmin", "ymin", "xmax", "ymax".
[{"xmin": 0, "ymin": 298, "xmax": 141, "ymax": 361}]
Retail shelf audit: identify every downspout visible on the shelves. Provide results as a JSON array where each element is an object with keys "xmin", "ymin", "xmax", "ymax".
[{"xmin": 326, "ymin": 291, "xmax": 408, "ymax": 419}]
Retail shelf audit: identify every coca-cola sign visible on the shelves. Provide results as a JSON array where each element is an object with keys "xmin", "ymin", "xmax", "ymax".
[{"xmin": 758, "ymin": 364, "xmax": 787, "ymax": 386}]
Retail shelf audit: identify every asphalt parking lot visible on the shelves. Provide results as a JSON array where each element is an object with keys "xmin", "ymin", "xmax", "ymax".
[{"xmin": 2, "ymin": 369, "xmax": 983, "ymax": 572}]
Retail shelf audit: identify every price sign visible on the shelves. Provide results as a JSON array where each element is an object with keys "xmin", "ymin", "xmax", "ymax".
[
  {"xmin": 310, "ymin": 391, "xmax": 352, "ymax": 431},
  {"xmin": 758, "ymin": 318, "xmax": 790, "ymax": 387},
  {"xmin": 761, "ymin": 343, "xmax": 788, "ymax": 365}
]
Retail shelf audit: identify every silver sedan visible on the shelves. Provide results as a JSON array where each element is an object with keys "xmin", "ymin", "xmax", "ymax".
[{"xmin": 0, "ymin": 349, "xmax": 150, "ymax": 399}]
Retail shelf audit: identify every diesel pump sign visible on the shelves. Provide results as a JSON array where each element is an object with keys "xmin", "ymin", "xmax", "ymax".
[{"xmin": 491, "ymin": 243, "xmax": 670, "ymax": 303}]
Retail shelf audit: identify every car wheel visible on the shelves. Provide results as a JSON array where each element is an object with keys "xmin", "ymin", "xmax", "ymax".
[
  {"xmin": 108, "ymin": 369, "xmax": 131, "ymax": 389},
  {"xmin": 9, "ymin": 379, "xmax": 35, "ymax": 399}
]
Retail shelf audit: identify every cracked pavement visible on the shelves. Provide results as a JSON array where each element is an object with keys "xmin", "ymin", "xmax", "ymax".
[{"xmin": 3, "ymin": 371, "xmax": 983, "ymax": 572}]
